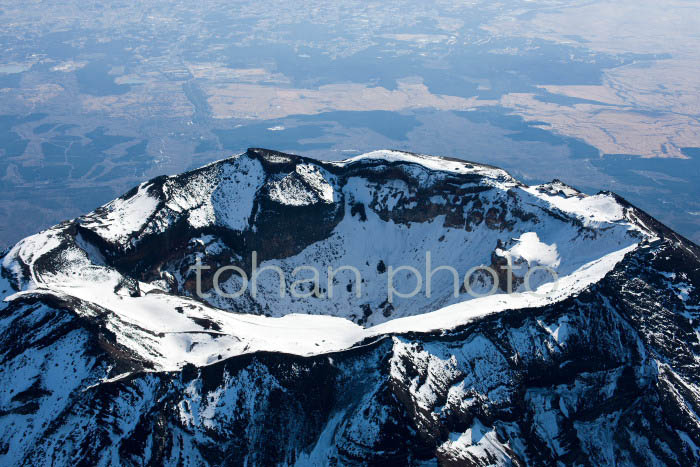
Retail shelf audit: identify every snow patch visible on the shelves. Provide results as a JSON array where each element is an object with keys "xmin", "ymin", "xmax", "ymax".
[
  {"xmin": 80, "ymin": 182, "xmax": 160, "ymax": 243},
  {"xmin": 526, "ymin": 186, "xmax": 625, "ymax": 226},
  {"xmin": 500, "ymin": 232, "xmax": 560, "ymax": 268}
]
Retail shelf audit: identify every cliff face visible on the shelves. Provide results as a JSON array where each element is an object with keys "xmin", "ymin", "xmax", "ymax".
[{"xmin": 1, "ymin": 149, "xmax": 699, "ymax": 465}]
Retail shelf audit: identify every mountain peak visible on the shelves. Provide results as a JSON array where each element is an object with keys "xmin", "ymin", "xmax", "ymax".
[{"xmin": 2, "ymin": 148, "xmax": 699, "ymax": 465}]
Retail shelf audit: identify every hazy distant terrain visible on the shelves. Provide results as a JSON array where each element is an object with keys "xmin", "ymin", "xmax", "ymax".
[{"xmin": 1, "ymin": 0, "xmax": 699, "ymax": 246}]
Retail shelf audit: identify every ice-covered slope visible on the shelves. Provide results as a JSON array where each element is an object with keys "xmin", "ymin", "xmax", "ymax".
[{"xmin": 1, "ymin": 148, "xmax": 699, "ymax": 465}]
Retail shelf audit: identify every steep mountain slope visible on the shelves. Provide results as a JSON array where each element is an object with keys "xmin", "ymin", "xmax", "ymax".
[{"xmin": 1, "ymin": 148, "xmax": 699, "ymax": 465}]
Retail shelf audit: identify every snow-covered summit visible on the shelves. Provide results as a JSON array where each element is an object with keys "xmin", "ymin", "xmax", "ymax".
[
  {"xmin": 0, "ymin": 146, "xmax": 661, "ymax": 363},
  {"xmin": 1, "ymin": 148, "xmax": 699, "ymax": 465}
]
